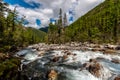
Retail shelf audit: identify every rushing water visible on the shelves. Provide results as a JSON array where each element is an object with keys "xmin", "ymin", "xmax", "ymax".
[{"xmin": 16, "ymin": 49, "xmax": 120, "ymax": 80}]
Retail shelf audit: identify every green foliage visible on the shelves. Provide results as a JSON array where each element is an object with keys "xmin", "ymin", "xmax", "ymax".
[
  {"xmin": 48, "ymin": 23, "xmax": 59, "ymax": 43},
  {"xmin": 63, "ymin": 0, "xmax": 120, "ymax": 43},
  {"xmin": 0, "ymin": 58, "xmax": 21, "ymax": 80},
  {"xmin": 47, "ymin": 9, "xmax": 68, "ymax": 44},
  {"xmin": 0, "ymin": 0, "xmax": 46, "ymax": 52}
]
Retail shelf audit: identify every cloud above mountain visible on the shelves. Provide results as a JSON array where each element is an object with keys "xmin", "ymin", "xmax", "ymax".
[{"xmin": 6, "ymin": 0, "xmax": 104, "ymax": 28}]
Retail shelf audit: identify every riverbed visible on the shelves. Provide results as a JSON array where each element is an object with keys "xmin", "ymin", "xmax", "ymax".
[{"xmin": 16, "ymin": 44, "xmax": 120, "ymax": 80}]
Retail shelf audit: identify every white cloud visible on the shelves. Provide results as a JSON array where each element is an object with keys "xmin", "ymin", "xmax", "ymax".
[
  {"xmin": 9, "ymin": 5, "xmax": 53, "ymax": 28},
  {"xmin": 8, "ymin": 0, "xmax": 105, "ymax": 28}
]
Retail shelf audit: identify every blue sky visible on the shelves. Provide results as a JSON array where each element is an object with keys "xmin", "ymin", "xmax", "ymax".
[
  {"xmin": 4, "ymin": 0, "xmax": 104, "ymax": 28},
  {"xmin": 4, "ymin": 0, "xmax": 42, "ymax": 27},
  {"xmin": 4, "ymin": 0, "xmax": 41, "ymax": 9}
]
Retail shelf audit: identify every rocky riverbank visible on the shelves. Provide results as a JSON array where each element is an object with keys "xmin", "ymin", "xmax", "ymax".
[{"xmin": 28, "ymin": 42, "xmax": 120, "ymax": 55}]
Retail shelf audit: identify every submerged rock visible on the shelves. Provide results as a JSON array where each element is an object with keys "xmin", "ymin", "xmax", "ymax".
[
  {"xmin": 111, "ymin": 59, "xmax": 120, "ymax": 64},
  {"xmin": 47, "ymin": 70, "xmax": 58, "ymax": 80}
]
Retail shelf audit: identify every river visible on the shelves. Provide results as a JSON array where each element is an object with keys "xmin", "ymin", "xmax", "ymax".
[{"xmin": 16, "ymin": 47, "xmax": 120, "ymax": 80}]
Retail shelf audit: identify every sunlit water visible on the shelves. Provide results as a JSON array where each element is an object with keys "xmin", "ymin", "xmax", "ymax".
[{"xmin": 16, "ymin": 49, "xmax": 120, "ymax": 80}]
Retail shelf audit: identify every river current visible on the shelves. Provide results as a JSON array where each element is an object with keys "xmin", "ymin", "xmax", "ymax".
[{"xmin": 16, "ymin": 48, "xmax": 120, "ymax": 80}]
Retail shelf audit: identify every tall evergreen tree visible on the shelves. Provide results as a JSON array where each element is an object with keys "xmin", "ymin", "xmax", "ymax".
[
  {"xmin": 63, "ymin": 13, "xmax": 67, "ymax": 27},
  {"xmin": 58, "ymin": 8, "xmax": 63, "ymax": 28}
]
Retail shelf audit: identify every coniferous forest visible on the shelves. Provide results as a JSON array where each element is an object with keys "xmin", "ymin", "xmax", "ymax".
[
  {"xmin": 0, "ymin": 0, "xmax": 46, "ymax": 52},
  {"xmin": 48, "ymin": 0, "xmax": 120, "ymax": 44}
]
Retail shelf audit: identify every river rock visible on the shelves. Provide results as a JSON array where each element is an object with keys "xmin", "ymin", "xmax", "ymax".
[
  {"xmin": 103, "ymin": 49, "xmax": 116, "ymax": 54},
  {"xmin": 63, "ymin": 50, "xmax": 69, "ymax": 53},
  {"xmin": 67, "ymin": 52, "xmax": 72, "ymax": 55},
  {"xmin": 38, "ymin": 51, "xmax": 45, "ymax": 56},
  {"xmin": 96, "ymin": 57, "xmax": 106, "ymax": 60},
  {"xmin": 114, "ymin": 75, "xmax": 120, "ymax": 80},
  {"xmin": 52, "ymin": 57, "xmax": 60, "ymax": 62},
  {"xmin": 63, "ymin": 55, "xmax": 68, "ymax": 60},
  {"xmin": 82, "ymin": 63, "xmax": 90, "ymax": 69},
  {"xmin": 83, "ymin": 59, "xmax": 102, "ymax": 77},
  {"xmin": 47, "ymin": 70, "xmax": 58, "ymax": 80},
  {"xmin": 73, "ymin": 53, "xmax": 77, "ymax": 56},
  {"xmin": 89, "ymin": 59, "xmax": 97, "ymax": 63},
  {"xmin": 111, "ymin": 59, "xmax": 120, "ymax": 64},
  {"xmin": 88, "ymin": 62, "xmax": 101, "ymax": 77},
  {"xmin": 115, "ymin": 45, "xmax": 120, "ymax": 50},
  {"xmin": 91, "ymin": 48, "xmax": 105, "ymax": 52},
  {"xmin": 104, "ymin": 44, "xmax": 117, "ymax": 50}
]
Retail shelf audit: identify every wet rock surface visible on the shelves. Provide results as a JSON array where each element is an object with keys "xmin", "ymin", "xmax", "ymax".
[
  {"xmin": 47, "ymin": 70, "xmax": 58, "ymax": 80},
  {"xmin": 80, "ymin": 59, "xmax": 102, "ymax": 77},
  {"xmin": 114, "ymin": 75, "xmax": 120, "ymax": 80},
  {"xmin": 111, "ymin": 58, "xmax": 120, "ymax": 64},
  {"xmin": 88, "ymin": 61, "xmax": 101, "ymax": 77}
]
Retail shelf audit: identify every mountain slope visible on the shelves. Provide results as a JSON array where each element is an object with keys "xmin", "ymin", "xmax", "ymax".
[
  {"xmin": 26, "ymin": 27, "xmax": 46, "ymax": 43},
  {"xmin": 65, "ymin": 0, "xmax": 120, "ymax": 43},
  {"xmin": 39, "ymin": 27, "xmax": 49, "ymax": 33}
]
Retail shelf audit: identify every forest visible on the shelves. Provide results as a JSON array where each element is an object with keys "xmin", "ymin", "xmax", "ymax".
[
  {"xmin": 48, "ymin": 0, "xmax": 120, "ymax": 44},
  {"xmin": 0, "ymin": 0, "xmax": 46, "ymax": 52}
]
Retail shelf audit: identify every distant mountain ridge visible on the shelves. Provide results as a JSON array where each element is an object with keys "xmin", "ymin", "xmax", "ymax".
[{"xmin": 39, "ymin": 27, "xmax": 49, "ymax": 33}]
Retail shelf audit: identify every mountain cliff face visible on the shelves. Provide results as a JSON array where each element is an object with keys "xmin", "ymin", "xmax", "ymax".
[{"xmin": 65, "ymin": 0, "xmax": 120, "ymax": 43}]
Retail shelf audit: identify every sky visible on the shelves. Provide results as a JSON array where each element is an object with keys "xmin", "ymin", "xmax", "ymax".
[{"xmin": 4, "ymin": 0, "xmax": 104, "ymax": 28}]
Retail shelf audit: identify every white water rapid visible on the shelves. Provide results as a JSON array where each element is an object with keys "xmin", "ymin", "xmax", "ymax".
[{"xmin": 16, "ymin": 49, "xmax": 120, "ymax": 80}]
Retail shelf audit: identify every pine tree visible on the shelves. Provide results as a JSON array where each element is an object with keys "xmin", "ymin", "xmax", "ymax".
[
  {"xmin": 58, "ymin": 8, "xmax": 63, "ymax": 28},
  {"xmin": 63, "ymin": 13, "xmax": 67, "ymax": 27}
]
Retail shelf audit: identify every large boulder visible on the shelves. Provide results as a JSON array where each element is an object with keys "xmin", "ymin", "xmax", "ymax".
[
  {"xmin": 88, "ymin": 62, "xmax": 101, "ymax": 77},
  {"xmin": 80, "ymin": 59, "xmax": 102, "ymax": 78},
  {"xmin": 47, "ymin": 70, "xmax": 58, "ymax": 80},
  {"xmin": 114, "ymin": 75, "xmax": 120, "ymax": 80},
  {"xmin": 81, "ymin": 59, "xmax": 102, "ymax": 77}
]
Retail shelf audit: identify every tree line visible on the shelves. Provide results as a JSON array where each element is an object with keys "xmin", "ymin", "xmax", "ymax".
[
  {"xmin": 47, "ymin": 8, "xmax": 68, "ymax": 44},
  {"xmin": 0, "ymin": 0, "xmax": 46, "ymax": 52},
  {"xmin": 48, "ymin": 0, "xmax": 120, "ymax": 44}
]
